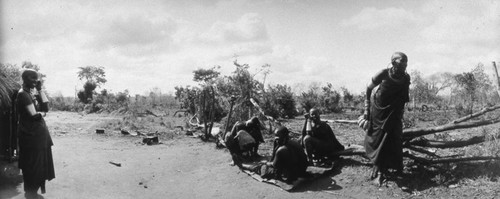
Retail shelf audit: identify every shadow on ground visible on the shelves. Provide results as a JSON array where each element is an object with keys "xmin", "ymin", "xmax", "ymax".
[
  {"xmin": 289, "ymin": 157, "xmax": 363, "ymax": 193},
  {"xmin": 394, "ymin": 159, "xmax": 500, "ymax": 192},
  {"xmin": 0, "ymin": 160, "xmax": 23, "ymax": 199}
]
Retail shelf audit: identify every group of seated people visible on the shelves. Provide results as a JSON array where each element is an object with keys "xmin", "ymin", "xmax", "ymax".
[{"xmin": 224, "ymin": 108, "xmax": 345, "ymax": 183}]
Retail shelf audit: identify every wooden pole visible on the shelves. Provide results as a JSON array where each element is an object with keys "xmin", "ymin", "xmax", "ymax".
[
  {"xmin": 208, "ymin": 86, "xmax": 215, "ymax": 136},
  {"xmin": 224, "ymin": 96, "xmax": 237, "ymax": 137}
]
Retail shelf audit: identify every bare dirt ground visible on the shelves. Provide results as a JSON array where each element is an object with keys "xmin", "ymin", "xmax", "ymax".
[{"xmin": 1, "ymin": 111, "xmax": 500, "ymax": 199}]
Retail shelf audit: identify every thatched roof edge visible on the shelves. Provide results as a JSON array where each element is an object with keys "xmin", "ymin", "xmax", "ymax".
[{"xmin": 0, "ymin": 75, "xmax": 21, "ymax": 110}]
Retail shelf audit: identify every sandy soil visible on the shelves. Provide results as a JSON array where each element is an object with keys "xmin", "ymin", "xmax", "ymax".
[{"xmin": 1, "ymin": 111, "xmax": 499, "ymax": 199}]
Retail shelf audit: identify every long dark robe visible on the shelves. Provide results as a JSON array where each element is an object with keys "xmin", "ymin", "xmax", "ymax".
[
  {"xmin": 16, "ymin": 89, "xmax": 55, "ymax": 193},
  {"xmin": 364, "ymin": 68, "xmax": 410, "ymax": 171},
  {"xmin": 272, "ymin": 139, "xmax": 308, "ymax": 181},
  {"xmin": 301, "ymin": 121, "xmax": 345, "ymax": 156}
]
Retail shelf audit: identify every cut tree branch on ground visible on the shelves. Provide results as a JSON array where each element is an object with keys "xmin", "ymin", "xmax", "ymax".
[
  {"xmin": 327, "ymin": 119, "xmax": 358, "ymax": 124},
  {"xmin": 451, "ymin": 105, "xmax": 500, "ymax": 124},
  {"xmin": 403, "ymin": 116, "xmax": 500, "ymax": 141},
  {"xmin": 409, "ymin": 133, "xmax": 500, "ymax": 148},
  {"xmin": 404, "ymin": 145, "xmax": 440, "ymax": 158},
  {"xmin": 404, "ymin": 152, "xmax": 500, "ymax": 165}
]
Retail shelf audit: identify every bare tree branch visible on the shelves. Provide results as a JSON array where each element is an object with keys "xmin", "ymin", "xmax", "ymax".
[
  {"xmin": 409, "ymin": 134, "xmax": 500, "ymax": 148},
  {"xmin": 403, "ymin": 116, "xmax": 500, "ymax": 140},
  {"xmin": 405, "ymin": 145, "xmax": 440, "ymax": 157},
  {"xmin": 404, "ymin": 152, "xmax": 500, "ymax": 165},
  {"xmin": 327, "ymin": 119, "xmax": 357, "ymax": 124},
  {"xmin": 451, "ymin": 105, "xmax": 500, "ymax": 124}
]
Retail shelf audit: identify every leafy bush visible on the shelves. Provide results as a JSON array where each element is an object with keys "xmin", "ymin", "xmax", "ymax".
[
  {"xmin": 320, "ymin": 83, "xmax": 342, "ymax": 113},
  {"xmin": 299, "ymin": 88, "xmax": 319, "ymax": 113},
  {"xmin": 262, "ymin": 84, "xmax": 296, "ymax": 119},
  {"xmin": 49, "ymin": 93, "xmax": 76, "ymax": 111}
]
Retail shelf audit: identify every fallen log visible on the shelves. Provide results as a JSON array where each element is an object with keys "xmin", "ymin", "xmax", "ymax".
[
  {"xmin": 327, "ymin": 119, "xmax": 357, "ymax": 124},
  {"xmin": 409, "ymin": 133, "xmax": 500, "ymax": 148},
  {"xmin": 404, "ymin": 152, "xmax": 500, "ymax": 165},
  {"xmin": 405, "ymin": 145, "xmax": 440, "ymax": 157},
  {"xmin": 403, "ymin": 116, "xmax": 500, "ymax": 140},
  {"xmin": 451, "ymin": 105, "xmax": 500, "ymax": 124}
]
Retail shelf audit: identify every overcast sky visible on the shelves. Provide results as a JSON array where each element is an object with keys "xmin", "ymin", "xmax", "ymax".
[{"xmin": 1, "ymin": 0, "xmax": 499, "ymax": 97}]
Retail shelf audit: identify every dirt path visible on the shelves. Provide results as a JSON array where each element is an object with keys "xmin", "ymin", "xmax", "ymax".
[{"xmin": 1, "ymin": 111, "xmax": 451, "ymax": 199}]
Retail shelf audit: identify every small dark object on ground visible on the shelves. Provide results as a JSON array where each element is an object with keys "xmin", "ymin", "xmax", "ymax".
[
  {"xmin": 96, "ymin": 129, "xmax": 105, "ymax": 134},
  {"xmin": 121, "ymin": 129, "xmax": 130, "ymax": 135},
  {"xmin": 109, "ymin": 161, "xmax": 121, "ymax": 167},
  {"xmin": 143, "ymin": 136, "xmax": 159, "ymax": 145}
]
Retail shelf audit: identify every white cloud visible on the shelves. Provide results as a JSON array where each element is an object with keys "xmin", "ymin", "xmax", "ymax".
[
  {"xmin": 341, "ymin": 7, "xmax": 417, "ymax": 30},
  {"xmin": 199, "ymin": 13, "xmax": 269, "ymax": 44},
  {"xmin": 417, "ymin": 0, "xmax": 499, "ymax": 55},
  {"xmin": 415, "ymin": 0, "xmax": 500, "ymax": 74},
  {"xmin": 85, "ymin": 15, "xmax": 180, "ymax": 57}
]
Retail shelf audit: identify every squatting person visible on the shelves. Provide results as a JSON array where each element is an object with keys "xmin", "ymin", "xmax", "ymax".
[
  {"xmin": 301, "ymin": 108, "xmax": 345, "ymax": 165},
  {"xmin": 225, "ymin": 116, "xmax": 265, "ymax": 166}
]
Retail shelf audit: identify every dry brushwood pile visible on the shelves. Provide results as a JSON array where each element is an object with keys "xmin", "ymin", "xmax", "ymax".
[{"xmin": 328, "ymin": 105, "xmax": 500, "ymax": 165}]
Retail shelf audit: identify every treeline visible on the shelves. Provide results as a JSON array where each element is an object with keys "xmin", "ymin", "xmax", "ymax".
[
  {"xmin": 174, "ymin": 61, "xmax": 365, "ymax": 126},
  {"xmin": 175, "ymin": 61, "xmax": 500, "ymax": 124},
  {"xmin": 2, "ymin": 61, "xmax": 497, "ymax": 118},
  {"xmin": 0, "ymin": 63, "xmax": 179, "ymax": 114},
  {"xmin": 409, "ymin": 63, "xmax": 498, "ymax": 116}
]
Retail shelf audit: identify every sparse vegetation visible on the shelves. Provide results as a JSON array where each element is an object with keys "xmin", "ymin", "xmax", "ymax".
[{"xmin": 2, "ymin": 60, "xmax": 500, "ymax": 198}]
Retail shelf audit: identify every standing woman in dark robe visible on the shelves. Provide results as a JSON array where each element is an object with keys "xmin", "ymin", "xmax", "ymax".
[
  {"xmin": 16, "ymin": 69, "xmax": 55, "ymax": 198},
  {"xmin": 362, "ymin": 52, "xmax": 410, "ymax": 186}
]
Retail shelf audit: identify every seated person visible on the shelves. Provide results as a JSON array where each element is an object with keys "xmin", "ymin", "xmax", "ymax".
[
  {"xmin": 268, "ymin": 126, "xmax": 308, "ymax": 183},
  {"xmin": 225, "ymin": 116, "xmax": 264, "ymax": 166},
  {"xmin": 301, "ymin": 108, "xmax": 345, "ymax": 165}
]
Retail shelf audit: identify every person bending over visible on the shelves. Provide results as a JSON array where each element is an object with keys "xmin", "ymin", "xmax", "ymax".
[{"xmin": 225, "ymin": 116, "xmax": 264, "ymax": 166}]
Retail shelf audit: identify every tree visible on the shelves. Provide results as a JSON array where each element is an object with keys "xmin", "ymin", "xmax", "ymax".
[
  {"xmin": 174, "ymin": 86, "xmax": 198, "ymax": 115},
  {"xmin": 263, "ymin": 84, "xmax": 296, "ymax": 119},
  {"xmin": 217, "ymin": 60, "xmax": 264, "ymax": 121},
  {"xmin": 193, "ymin": 66, "xmax": 221, "ymax": 83},
  {"xmin": 470, "ymin": 63, "xmax": 494, "ymax": 106},
  {"xmin": 454, "ymin": 72, "xmax": 477, "ymax": 115},
  {"xmin": 77, "ymin": 66, "xmax": 107, "ymax": 103},
  {"xmin": 452, "ymin": 63, "xmax": 494, "ymax": 114},
  {"xmin": 299, "ymin": 88, "xmax": 319, "ymax": 113},
  {"xmin": 321, "ymin": 83, "xmax": 342, "ymax": 113},
  {"xmin": 427, "ymin": 72, "xmax": 455, "ymax": 96},
  {"xmin": 341, "ymin": 86, "xmax": 354, "ymax": 107},
  {"xmin": 77, "ymin": 66, "xmax": 107, "ymax": 86}
]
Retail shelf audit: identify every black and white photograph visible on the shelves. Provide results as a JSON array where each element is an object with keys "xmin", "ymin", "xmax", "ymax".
[{"xmin": 1, "ymin": 0, "xmax": 499, "ymax": 198}]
